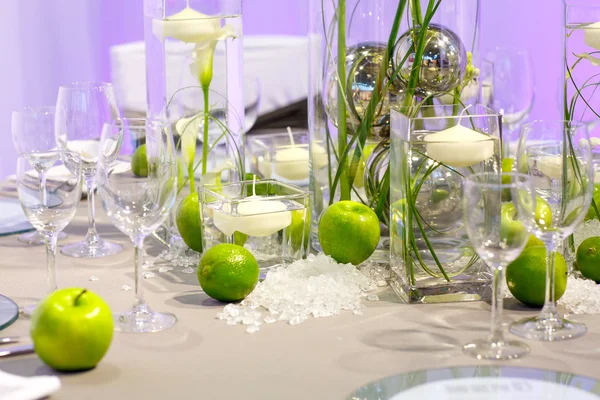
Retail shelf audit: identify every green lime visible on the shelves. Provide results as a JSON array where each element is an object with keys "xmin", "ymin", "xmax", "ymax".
[
  {"xmin": 176, "ymin": 192, "xmax": 203, "ymax": 253},
  {"xmin": 585, "ymin": 184, "xmax": 600, "ymax": 221},
  {"xmin": 506, "ymin": 246, "xmax": 567, "ymax": 307},
  {"xmin": 526, "ymin": 234, "xmax": 544, "ymax": 248},
  {"xmin": 286, "ymin": 207, "xmax": 311, "ymax": 253},
  {"xmin": 198, "ymin": 244, "xmax": 259, "ymax": 302},
  {"xmin": 131, "ymin": 144, "xmax": 148, "ymax": 177},
  {"xmin": 576, "ymin": 236, "xmax": 600, "ymax": 282},
  {"xmin": 318, "ymin": 201, "xmax": 380, "ymax": 265}
]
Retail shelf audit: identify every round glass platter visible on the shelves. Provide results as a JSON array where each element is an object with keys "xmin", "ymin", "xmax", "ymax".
[
  {"xmin": 347, "ymin": 366, "xmax": 600, "ymax": 399},
  {"xmin": 0, "ymin": 197, "xmax": 33, "ymax": 237},
  {"xmin": 0, "ymin": 294, "xmax": 19, "ymax": 331}
]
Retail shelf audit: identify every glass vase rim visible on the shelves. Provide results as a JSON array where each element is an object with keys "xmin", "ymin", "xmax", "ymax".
[
  {"xmin": 464, "ymin": 172, "xmax": 533, "ymax": 189},
  {"xmin": 58, "ymin": 81, "xmax": 114, "ymax": 91},
  {"xmin": 391, "ymin": 104, "xmax": 501, "ymax": 120},
  {"xmin": 201, "ymin": 178, "xmax": 311, "ymax": 202},
  {"xmin": 522, "ymin": 119, "xmax": 588, "ymax": 130}
]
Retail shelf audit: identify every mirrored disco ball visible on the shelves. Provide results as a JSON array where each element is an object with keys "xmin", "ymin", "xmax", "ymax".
[
  {"xmin": 393, "ymin": 24, "xmax": 467, "ymax": 98},
  {"xmin": 324, "ymin": 42, "xmax": 392, "ymax": 139}
]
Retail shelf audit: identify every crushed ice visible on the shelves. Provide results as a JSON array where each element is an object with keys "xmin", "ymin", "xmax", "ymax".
[
  {"xmin": 89, "ymin": 276, "xmax": 99, "ymax": 281},
  {"xmin": 216, "ymin": 253, "xmax": 380, "ymax": 332},
  {"xmin": 560, "ymin": 277, "xmax": 600, "ymax": 314},
  {"xmin": 121, "ymin": 284, "xmax": 132, "ymax": 291},
  {"xmin": 142, "ymin": 271, "xmax": 155, "ymax": 279}
]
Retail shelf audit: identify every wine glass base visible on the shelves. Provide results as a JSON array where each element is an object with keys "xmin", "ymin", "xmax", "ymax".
[
  {"xmin": 61, "ymin": 239, "xmax": 123, "ymax": 258},
  {"xmin": 509, "ymin": 316, "xmax": 587, "ymax": 341},
  {"xmin": 114, "ymin": 306, "xmax": 176, "ymax": 333},
  {"xmin": 463, "ymin": 339, "xmax": 530, "ymax": 360},
  {"xmin": 19, "ymin": 231, "xmax": 67, "ymax": 245}
]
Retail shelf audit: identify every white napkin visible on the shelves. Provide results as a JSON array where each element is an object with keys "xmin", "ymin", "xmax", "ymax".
[{"xmin": 0, "ymin": 370, "xmax": 60, "ymax": 400}]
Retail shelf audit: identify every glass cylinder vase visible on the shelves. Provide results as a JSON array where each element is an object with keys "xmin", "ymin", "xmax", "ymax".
[
  {"xmin": 389, "ymin": 104, "xmax": 501, "ymax": 303},
  {"xmin": 308, "ymin": 0, "xmax": 482, "ymax": 263},
  {"xmin": 564, "ymin": 1, "xmax": 600, "ymax": 276},
  {"xmin": 144, "ymin": 0, "xmax": 245, "ymax": 249}
]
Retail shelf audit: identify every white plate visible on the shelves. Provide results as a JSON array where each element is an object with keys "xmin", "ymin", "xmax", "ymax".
[{"xmin": 348, "ymin": 366, "xmax": 600, "ymax": 400}]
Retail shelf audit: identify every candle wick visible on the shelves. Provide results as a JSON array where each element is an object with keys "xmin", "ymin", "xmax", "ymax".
[
  {"xmin": 457, "ymin": 104, "xmax": 473, "ymax": 126},
  {"xmin": 286, "ymin": 126, "xmax": 296, "ymax": 147}
]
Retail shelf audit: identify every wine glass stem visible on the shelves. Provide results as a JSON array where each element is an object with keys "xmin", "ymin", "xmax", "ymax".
[
  {"xmin": 45, "ymin": 233, "xmax": 58, "ymax": 294},
  {"xmin": 489, "ymin": 266, "xmax": 506, "ymax": 343},
  {"xmin": 540, "ymin": 244, "xmax": 559, "ymax": 321},
  {"xmin": 85, "ymin": 178, "xmax": 100, "ymax": 244},
  {"xmin": 40, "ymin": 169, "xmax": 48, "ymax": 207},
  {"xmin": 134, "ymin": 236, "xmax": 146, "ymax": 308}
]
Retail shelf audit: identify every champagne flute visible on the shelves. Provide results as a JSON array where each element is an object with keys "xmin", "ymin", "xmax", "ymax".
[
  {"xmin": 16, "ymin": 151, "xmax": 83, "ymax": 315},
  {"xmin": 55, "ymin": 82, "xmax": 124, "ymax": 258},
  {"xmin": 97, "ymin": 118, "xmax": 177, "ymax": 333},
  {"xmin": 510, "ymin": 120, "xmax": 593, "ymax": 341},
  {"xmin": 462, "ymin": 172, "xmax": 535, "ymax": 360},
  {"xmin": 11, "ymin": 106, "xmax": 67, "ymax": 244}
]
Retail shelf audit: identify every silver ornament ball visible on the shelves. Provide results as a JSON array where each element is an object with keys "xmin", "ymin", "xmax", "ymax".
[
  {"xmin": 324, "ymin": 42, "xmax": 392, "ymax": 139},
  {"xmin": 393, "ymin": 23, "xmax": 467, "ymax": 98}
]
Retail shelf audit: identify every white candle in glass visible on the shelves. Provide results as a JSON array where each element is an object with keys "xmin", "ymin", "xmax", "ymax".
[
  {"xmin": 67, "ymin": 139, "xmax": 100, "ymax": 163},
  {"xmin": 272, "ymin": 127, "xmax": 311, "ymax": 181},
  {"xmin": 213, "ymin": 177, "xmax": 292, "ymax": 237},
  {"xmin": 584, "ymin": 21, "xmax": 600, "ymax": 50},
  {"xmin": 424, "ymin": 121, "xmax": 495, "ymax": 168}
]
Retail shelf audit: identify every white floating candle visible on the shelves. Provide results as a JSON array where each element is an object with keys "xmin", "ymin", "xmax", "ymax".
[
  {"xmin": 536, "ymin": 155, "xmax": 575, "ymax": 181},
  {"xmin": 584, "ymin": 21, "xmax": 600, "ymax": 50},
  {"xmin": 213, "ymin": 178, "xmax": 292, "ymax": 237},
  {"xmin": 67, "ymin": 140, "xmax": 100, "ymax": 163},
  {"xmin": 152, "ymin": 7, "xmax": 221, "ymax": 43},
  {"xmin": 424, "ymin": 124, "xmax": 495, "ymax": 168}
]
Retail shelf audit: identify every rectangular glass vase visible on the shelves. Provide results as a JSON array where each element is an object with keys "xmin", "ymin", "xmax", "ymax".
[
  {"xmin": 200, "ymin": 179, "xmax": 311, "ymax": 273},
  {"xmin": 389, "ymin": 104, "xmax": 502, "ymax": 303}
]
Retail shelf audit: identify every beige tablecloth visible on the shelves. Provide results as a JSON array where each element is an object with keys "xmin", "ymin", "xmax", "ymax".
[{"xmin": 0, "ymin": 195, "xmax": 599, "ymax": 399}]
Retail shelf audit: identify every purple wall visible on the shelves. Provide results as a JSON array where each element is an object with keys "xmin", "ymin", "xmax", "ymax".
[{"xmin": 1, "ymin": 0, "xmax": 563, "ymax": 177}]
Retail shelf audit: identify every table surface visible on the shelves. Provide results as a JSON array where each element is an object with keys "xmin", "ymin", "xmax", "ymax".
[{"xmin": 0, "ymin": 192, "xmax": 599, "ymax": 400}]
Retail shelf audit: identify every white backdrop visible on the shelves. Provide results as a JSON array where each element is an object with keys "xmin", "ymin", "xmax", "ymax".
[{"xmin": 0, "ymin": 0, "xmax": 563, "ymax": 178}]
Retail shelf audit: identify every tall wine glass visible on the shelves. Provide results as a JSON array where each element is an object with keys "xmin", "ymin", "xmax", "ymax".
[
  {"xmin": 16, "ymin": 151, "xmax": 83, "ymax": 315},
  {"xmin": 486, "ymin": 47, "xmax": 535, "ymax": 157},
  {"xmin": 462, "ymin": 172, "xmax": 536, "ymax": 360},
  {"xmin": 11, "ymin": 106, "xmax": 67, "ymax": 244},
  {"xmin": 510, "ymin": 120, "xmax": 593, "ymax": 341},
  {"xmin": 55, "ymin": 82, "xmax": 124, "ymax": 258},
  {"xmin": 97, "ymin": 118, "xmax": 177, "ymax": 333}
]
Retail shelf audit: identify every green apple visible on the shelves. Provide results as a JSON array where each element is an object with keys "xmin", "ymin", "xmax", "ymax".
[
  {"xmin": 131, "ymin": 144, "xmax": 148, "ymax": 177},
  {"xmin": 318, "ymin": 201, "xmax": 380, "ymax": 265},
  {"xmin": 501, "ymin": 196, "xmax": 552, "ymax": 246},
  {"xmin": 31, "ymin": 288, "xmax": 113, "ymax": 372},
  {"xmin": 500, "ymin": 203, "xmax": 529, "ymax": 246},
  {"xmin": 534, "ymin": 195, "xmax": 553, "ymax": 228},
  {"xmin": 176, "ymin": 192, "xmax": 203, "ymax": 253}
]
